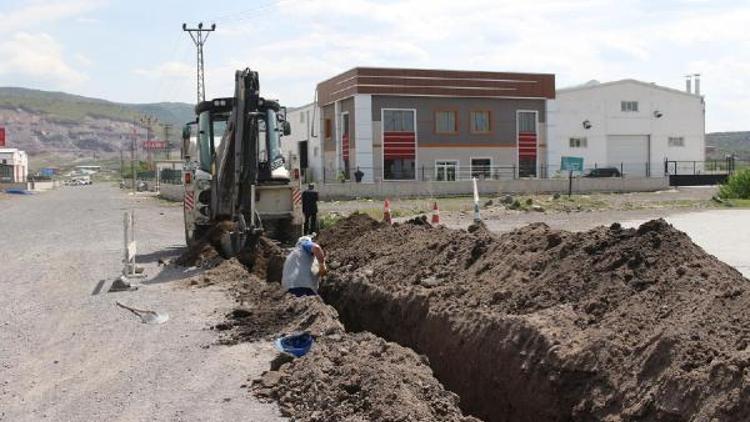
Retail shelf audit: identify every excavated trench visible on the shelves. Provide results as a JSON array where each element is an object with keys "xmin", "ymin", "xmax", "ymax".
[
  {"xmin": 315, "ymin": 214, "xmax": 750, "ymax": 422},
  {"xmin": 319, "ymin": 278, "xmax": 583, "ymax": 421}
]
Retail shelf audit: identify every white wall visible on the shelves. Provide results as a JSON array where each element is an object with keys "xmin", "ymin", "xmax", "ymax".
[
  {"xmin": 0, "ymin": 148, "xmax": 28, "ymax": 182},
  {"xmin": 318, "ymin": 177, "xmax": 669, "ymax": 200},
  {"xmin": 547, "ymin": 80, "xmax": 705, "ymax": 176},
  {"xmin": 283, "ymin": 103, "xmax": 323, "ymax": 182}
]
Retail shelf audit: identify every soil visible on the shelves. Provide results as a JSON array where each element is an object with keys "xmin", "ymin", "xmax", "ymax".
[
  {"xmin": 175, "ymin": 220, "xmax": 235, "ymax": 267},
  {"xmin": 319, "ymin": 214, "xmax": 750, "ymax": 421},
  {"xmin": 188, "ymin": 246, "xmax": 475, "ymax": 420},
  {"xmin": 253, "ymin": 332, "xmax": 479, "ymax": 422}
]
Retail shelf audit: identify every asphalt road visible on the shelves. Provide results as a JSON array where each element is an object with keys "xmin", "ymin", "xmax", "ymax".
[{"xmin": 0, "ymin": 184, "xmax": 282, "ymax": 421}]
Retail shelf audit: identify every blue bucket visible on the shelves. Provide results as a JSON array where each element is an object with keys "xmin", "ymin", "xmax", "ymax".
[{"xmin": 274, "ymin": 332, "xmax": 314, "ymax": 358}]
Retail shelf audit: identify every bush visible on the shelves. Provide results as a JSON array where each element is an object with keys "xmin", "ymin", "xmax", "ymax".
[{"xmin": 719, "ymin": 169, "xmax": 750, "ymax": 199}]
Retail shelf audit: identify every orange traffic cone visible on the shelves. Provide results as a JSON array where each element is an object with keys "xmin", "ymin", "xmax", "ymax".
[
  {"xmin": 431, "ymin": 202, "xmax": 440, "ymax": 224},
  {"xmin": 384, "ymin": 198, "xmax": 392, "ymax": 224}
]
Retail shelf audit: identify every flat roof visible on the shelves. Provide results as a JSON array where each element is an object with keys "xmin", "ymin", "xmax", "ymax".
[{"xmin": 317, "ymin": 67, "xmax": 556, "ymax": 105}]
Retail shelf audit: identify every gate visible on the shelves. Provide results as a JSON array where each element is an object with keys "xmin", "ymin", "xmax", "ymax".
[{"xmin": 665, "ymin": 157, "xmax": 736, "ymax": 186}]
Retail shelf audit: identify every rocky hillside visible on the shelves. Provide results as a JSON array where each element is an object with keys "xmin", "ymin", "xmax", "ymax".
[{"xmin": 0, "ymin": 87, "xmax": 193, "ymax": 162}]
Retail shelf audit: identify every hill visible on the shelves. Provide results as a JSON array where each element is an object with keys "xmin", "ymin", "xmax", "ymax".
[
  {"xmin": 705, "ymin": 131, "xmax": 750, "ymax": 160},
  {"xmin": 0, "ymin": 87, "xmax": 194, "ymax": 169}
]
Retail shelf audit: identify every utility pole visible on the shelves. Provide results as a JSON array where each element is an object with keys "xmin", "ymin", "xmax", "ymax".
[
  {"xmin": 131, "ymin": 121, "xmax": 137, "ymax": 195},
  {"xmin": 139, "ymin": 115, "xmax": 158, "ymax": 169},
  {"xmin": 182, "ymin": 22, "xmax": 216, "ymax": 103},
  {"xmin": 163, "ymin": 123, "xmax": 173, "ymax": 160}
]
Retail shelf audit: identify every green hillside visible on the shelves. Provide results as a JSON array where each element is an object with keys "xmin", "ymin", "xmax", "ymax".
[
  {"xmin": 0, "ymin": 87, "xmax": 194, "ymax": 127},
  {"xmin": 706, "ymin": 132, "xmax": 750, "ymax": 160}
]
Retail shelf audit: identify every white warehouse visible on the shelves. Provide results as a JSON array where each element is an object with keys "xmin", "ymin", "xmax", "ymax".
[
  {"xmin": 282, "ymin": 102, "xmax": 323, "ymax": 183},
  {"xmin": 547, "ymin": 79, "xmax": 705, "ymax": 177}
]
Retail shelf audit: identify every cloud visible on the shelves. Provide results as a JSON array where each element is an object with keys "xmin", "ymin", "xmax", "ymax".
[
  {"xmin": 0, "ymin": 0, "xmax": 104, "ymax": 32},
  {"xmin": 134, "ymin": 61, "xmax": 194, "ymax": 79},
  {"xmin": 205, "ymin": 0, "xmax": 746, "ymax": 130},
  {"xmin": 0, "ymin": 32, "xmax": 87, "ymax": 87}
]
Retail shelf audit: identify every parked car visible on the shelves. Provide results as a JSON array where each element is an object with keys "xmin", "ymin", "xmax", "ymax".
[{"xmin": 584, "ymin": 167, "xmax": 621, "ymax": 178}]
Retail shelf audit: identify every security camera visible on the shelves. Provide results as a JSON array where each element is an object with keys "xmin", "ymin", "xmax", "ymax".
[
  {"xmin": 582, "ymin": 120, "xmax": 592, "ymax": 129},
  {"xmin": 653, "ymin": 111, "xmax": 663, "ymax": 118}
]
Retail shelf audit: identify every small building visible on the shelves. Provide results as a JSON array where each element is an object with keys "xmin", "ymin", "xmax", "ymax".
[
  {"xmin": 316, "ymin": 67, "xmax": 556, "ymax": 183},
  {"xmin": 283, "ymin": 103, "xmax": 323, "ymax": 183},
  {"xmin": 0, "ymin": 148, "xmax": 28, "ymax": 183},
  {"xmin": 546, "ymin": 79, "xmax": 705, "ymax": 177}
]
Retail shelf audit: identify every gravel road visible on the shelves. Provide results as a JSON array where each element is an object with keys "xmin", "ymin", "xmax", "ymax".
[{"xmin": 0, "ymin": 184, "xmax": 282, "ymax": 421}]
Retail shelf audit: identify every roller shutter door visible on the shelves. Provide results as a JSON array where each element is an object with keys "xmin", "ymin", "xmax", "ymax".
[{"xmin": 606, "ymin": 135, "xmax": 649, "ymax": 176}]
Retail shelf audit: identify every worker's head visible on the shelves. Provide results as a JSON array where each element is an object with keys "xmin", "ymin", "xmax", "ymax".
[
  {"xmin": 297, "ymin": 235, "xmax": 313, "ymax": 246},
  {"xmin": 308, "ymin": 183, "xmax": 314, "ymax": 190}
]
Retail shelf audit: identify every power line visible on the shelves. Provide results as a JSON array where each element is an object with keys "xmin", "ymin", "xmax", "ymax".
[{"xmin": 182, "ymin": 22, "xmax": 216, "ymax": 103}]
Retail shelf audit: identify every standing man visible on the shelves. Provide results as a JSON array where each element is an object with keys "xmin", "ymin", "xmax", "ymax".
[
  {"xmin": 282, "ymin": 236, "xmax": 327, "ymax": 297},
  {"xmin": 354, "ymin": 167, "xmax": 364, "ymax": 183},
  {"xmin": 301, "ymin": 183, "xmax": 319, "ymax": 235}
]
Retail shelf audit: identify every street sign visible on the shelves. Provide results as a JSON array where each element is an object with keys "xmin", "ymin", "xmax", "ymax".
[
  {"xmin": 143, "ymin": 140, "xmax": 168, "ymax": 150},
  {"xmin": 561, "ymin": 156, "xmax": 584, "ymax": 172}
]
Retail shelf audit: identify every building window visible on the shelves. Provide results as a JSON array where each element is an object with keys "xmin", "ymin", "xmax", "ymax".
[
  {"xmin": 435, "ymin": 161, "xmax": 457, "ymax": 181},
  {"xmin": 569, "ymin": 137, "xmax": 588, "ymax": 148},
  {"xmin": 517, "ymin": 111, "xmax": 538, "ymax": 178},
  {"xmin": 621, "ymin": 101, "xmax": 639, "ymax": 112},
  {"xmin": 324, "ymin": 118, "xmax": 332, "ymax": 139},
  {"xmin": 435, "ymin": 110, "xmax": 457, "ymax": 134},
  {"xmin": 383, "ymin": 109, "xmax": 416, "ymax": 180},
  {"xmin": 471, "ymin": 158, "xmax": 491, "ymax": 179},
  {"xmin": 470, "ymin": 111, "xmax": 491, "ymax": 134},
  {"xmin": 668, "ymin": 136, "xmax": 685, "ymax": 147}
]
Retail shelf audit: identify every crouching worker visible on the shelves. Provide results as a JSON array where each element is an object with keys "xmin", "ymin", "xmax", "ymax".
[{"xmin": 282, "ymin": 236, "xmax": 328, "ymax": 297}]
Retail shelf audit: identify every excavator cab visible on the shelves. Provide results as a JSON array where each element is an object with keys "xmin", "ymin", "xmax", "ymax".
[{"xmin": 182, "ymin": 69, "xmax": 301, "ymax": 253}]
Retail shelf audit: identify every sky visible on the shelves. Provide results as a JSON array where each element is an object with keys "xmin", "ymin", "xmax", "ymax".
[{"xmin": 0, "ymin": 0, "xmax": 749, "ymax": 132}]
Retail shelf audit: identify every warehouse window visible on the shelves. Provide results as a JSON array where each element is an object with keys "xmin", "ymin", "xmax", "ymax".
[
  {"xmin": 470, "ymin": 111, "xmax": 491, "ymax": 134},
  {"xmin": 621, "ymin": 101, "xmax": 639, "ymax": 112},
  {"xmin": 569, "ymin": 137, "xmax": 588, "ymax": 148},
  {"xmin": 435, "ymin": 110, "xmax": 457, "ymax": 134},
  {"xmin": 668, "ymin": 137, "xmax": 685, "ymax": 147}
]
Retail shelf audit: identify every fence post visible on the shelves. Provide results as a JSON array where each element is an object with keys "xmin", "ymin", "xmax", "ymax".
[
  {"xmin": 621, "ymin": 162, "xmax": 624, "ymax": 178},
  {"xmin": 421, "ymin": 165, "xmax": 425, "ymax": 181}
]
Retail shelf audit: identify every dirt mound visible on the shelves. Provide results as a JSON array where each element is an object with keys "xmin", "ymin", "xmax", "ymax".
[
  {"xmin": 253, "ymin": 332, "xmax": 479, "ymax": 422},
  {"xmin": 175, "ymin": 221, "xmax": 235, "ymax": 267},
  {"xmin": 320, "ymin": 215, "xmax": 750, "ymax": 421},
  {"xmin": 197, "ymin": 240, "xmax": 474, "ymax": 419},
  {"xmin": 316, "ymin": 212, "xmax": 383, "ymax": 247}
]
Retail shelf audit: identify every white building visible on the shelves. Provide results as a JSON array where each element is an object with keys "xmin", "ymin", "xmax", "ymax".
[
  {"xmin": 547, "ymin": 79, "xmax": 705, "ymax": 177},
  {"xmin": 0, "ymin": 148, "xmax": 28, "ymax": 183},
  {"xmin": 283, "ymin": 102, "xmax": 323, "ymax": 183}
]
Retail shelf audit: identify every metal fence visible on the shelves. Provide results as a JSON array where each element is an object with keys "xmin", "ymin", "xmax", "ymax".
[
  {"xmin": 159, "ymin": 168, "xmax": 183, "ymax": 185},
  {"xmin": 321, "ymin": 162, "xmax": 664, "ymax": 184},
  {"xmin": 318, "ymin": 158, "xmax": 750, "ymax": 184},
  {"xmin": 665, "ymin": 158, "xmax": 748, "ymax": 176}
]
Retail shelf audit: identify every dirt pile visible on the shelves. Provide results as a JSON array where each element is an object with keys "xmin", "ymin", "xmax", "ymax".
[
  {"xmin": 175, "ymin": 221, "xmax": 235, "ymax": 267},
  {"xmin": 189, "ymin": 246, "xmax": 475, "ymax": 420},
  {"xmin": 253, "ymin": 332, "xmax": 478, "ymax": 421},
  {"xmin": 319, "ymin": 214, "xmax": 750, "ymax": 421}
]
